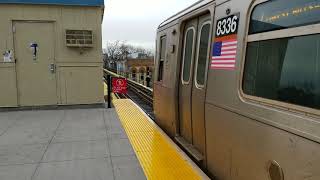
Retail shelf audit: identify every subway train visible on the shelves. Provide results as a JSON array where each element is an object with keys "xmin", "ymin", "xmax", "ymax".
[{"xmin": 153, "ymin": 0, "xmax": 320, "ymax": 179}]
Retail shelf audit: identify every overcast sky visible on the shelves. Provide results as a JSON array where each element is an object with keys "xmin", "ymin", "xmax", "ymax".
[{"xmin": 102, "ymin": 0, "xmax": 197, "ymax": 50}]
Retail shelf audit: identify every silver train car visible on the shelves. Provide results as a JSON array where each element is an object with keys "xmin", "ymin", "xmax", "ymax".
[{"xmin": 154, "ymin": 0, "xmax": 320, "ymax": 179}]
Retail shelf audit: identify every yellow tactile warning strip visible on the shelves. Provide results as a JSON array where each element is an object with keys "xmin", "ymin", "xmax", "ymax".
[{"xmin": 113, "ymin": 99, "xmax": 202, "ymax": 180}]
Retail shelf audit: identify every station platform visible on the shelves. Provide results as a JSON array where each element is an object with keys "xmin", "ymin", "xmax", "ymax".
[{"xmin": 0, "ymin": 99, "xmax": 208, "ymax": 180}]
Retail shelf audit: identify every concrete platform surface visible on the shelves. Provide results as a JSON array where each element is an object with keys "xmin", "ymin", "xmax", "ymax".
[{"xmin": 0, "ymin": 108, "xmax": 146, "ymax": 180}]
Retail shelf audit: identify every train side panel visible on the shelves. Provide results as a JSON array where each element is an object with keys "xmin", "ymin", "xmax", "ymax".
[
  {"xmin": 154, "ymin": 24, "xmax": 181, "ymax": 137},
  {"xmin": 205, "ymin": 0, "xmax": 320, "ymax": 179},
  {"xmin": 206, "ymin": 104, "xmax": 320, "ymax": 180}
]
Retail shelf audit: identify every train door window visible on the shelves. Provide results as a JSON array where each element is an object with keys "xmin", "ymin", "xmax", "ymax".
[
  {"xmin": 158, "ymin": 36, "xmax": 166, "ymax": 81},
  {"xmin": 182, "ymin": 28, "xmax": 195, "ymax": 84},
  {"xmin": 195, "ymin": 22, "xmax": 211, "ymax": 88},
  {"xmin": 243, "ymin": 0, "xmax": 320, "ymax": 112}
]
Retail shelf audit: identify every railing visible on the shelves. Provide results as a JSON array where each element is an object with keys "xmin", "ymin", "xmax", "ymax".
[
  {"xmin": 105, "ymin": 68, "xmax": 154, "ymax": 88},
  {"xmin": 103, "ymin": 69, "xmax": 153, "ymax": 106}
]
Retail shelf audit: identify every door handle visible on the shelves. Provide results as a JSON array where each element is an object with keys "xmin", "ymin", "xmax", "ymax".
[{"xmin": 49, "ymin": 63, "xmax": 56, "ymax": 73}]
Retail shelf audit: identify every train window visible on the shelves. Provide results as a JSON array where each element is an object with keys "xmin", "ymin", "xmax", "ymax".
[
  {"xmin": 249, "ymin": 0, "xmax": 320, "ymax": 34},
  {"xmin": 243, "ymin": 33, "xmax": 320, "ymax": 110},
  {"xmin": 182, "ymin": 28, "xmax": 195, "ymax": 83},
  {"xmin": 195, "ymin": 22, "xmax": 211, "ymax": 87},
  {"xmin": 158, "ymin": 36, "xmax": 166, "ymax": 81},
  {"xmin": 244, "ymin": 0, "xmax": 320, "ymax": 112}
]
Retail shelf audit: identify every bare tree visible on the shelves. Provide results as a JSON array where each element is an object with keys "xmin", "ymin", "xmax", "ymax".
[
  {"xmin": 103, "ymin": 41, "xmax": 154, "ymax": 70},
  {"xmin": 133, "ymin": 47, "xmax": 154, "ymax": 58},
  {"xmin": 103, "ymin": 41, "xmax": 125, "ymax": 70}
]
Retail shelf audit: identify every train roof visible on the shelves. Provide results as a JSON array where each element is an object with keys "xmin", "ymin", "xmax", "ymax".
[
  {"xmin": 158, "ymin": 0, "xmax": 214, "ymax": 28},
  {"xmin": 0, "ymin": 0, "xmax": 104, "ymax": 6}
]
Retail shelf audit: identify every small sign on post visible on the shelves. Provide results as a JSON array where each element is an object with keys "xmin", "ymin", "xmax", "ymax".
[{"xmin": 112, "ymin": 77, "xmax": 128, "ymax": 94}]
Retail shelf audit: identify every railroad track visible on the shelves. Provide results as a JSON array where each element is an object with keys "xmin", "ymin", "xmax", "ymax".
[{"xmin": 103, "ymin": 69, "xmax": 155, "ymax": 119}]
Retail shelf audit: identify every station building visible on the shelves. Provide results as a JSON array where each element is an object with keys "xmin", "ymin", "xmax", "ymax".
[
  {"xmin": 126, "ymin": 58, "xmax": 154, "ymax": 87},
  {"xmin": 113, "ymin": 57, "xmax": 154, "ymax": 87},
  {"xmin": 0, "ymin": 0, "xmax": 104, "ymax": 107}
]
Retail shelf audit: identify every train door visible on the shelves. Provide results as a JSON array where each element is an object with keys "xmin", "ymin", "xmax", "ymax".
[
  {"xmin": 178, "ymin": 14, "xmax": 211, "ymax": 160},
  {"xmin": 14, "ymin": 21, "xmax": 57, "ymax": 106},
  {"xmin": 192, "ymin": 15, "xmax": 211, "ymax": 157},
  {"xmin": 178, "ymin": 18, "xmax": 198, "ymax": 144}
]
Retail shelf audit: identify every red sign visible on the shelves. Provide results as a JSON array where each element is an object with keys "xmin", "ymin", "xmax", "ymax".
[{"xmin": 112, "ymin": 78, "xmax": 127, "ymax": 94}]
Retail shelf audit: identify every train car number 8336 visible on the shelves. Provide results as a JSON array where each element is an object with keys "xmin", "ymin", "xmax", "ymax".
[{"xmin": 216, "ymin": 14, "xmax": 240, "ymax": 37}]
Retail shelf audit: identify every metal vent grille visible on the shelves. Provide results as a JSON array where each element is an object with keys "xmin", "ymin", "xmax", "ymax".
[{"xmin": 66, "ymin": 30, "xmax": 93, "ymax": 47}]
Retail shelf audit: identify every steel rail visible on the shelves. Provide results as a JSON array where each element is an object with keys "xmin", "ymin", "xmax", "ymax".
[{"xmin": 103, "ymin": 69, "xmax": 154, "ymax": 106}]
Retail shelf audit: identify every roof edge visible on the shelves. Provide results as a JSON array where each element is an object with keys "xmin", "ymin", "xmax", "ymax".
[
  {"xmin": 158, "ymin": 0, "xmax": 213, "ymax": 28},
  {"xmin": 0, "ymin": 0, "xmax": 104, "ymax": 7}
]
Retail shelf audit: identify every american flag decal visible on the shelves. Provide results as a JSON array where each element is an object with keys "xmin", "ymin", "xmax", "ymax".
[{"xmin": 211, "ymin": 36, "xmax": 238, "ymax": 70}]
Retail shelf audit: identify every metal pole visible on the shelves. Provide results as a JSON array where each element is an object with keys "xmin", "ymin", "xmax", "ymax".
[{"xmin": 107, "ymin": 74, "xmax": 112, "ymax": 108}]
